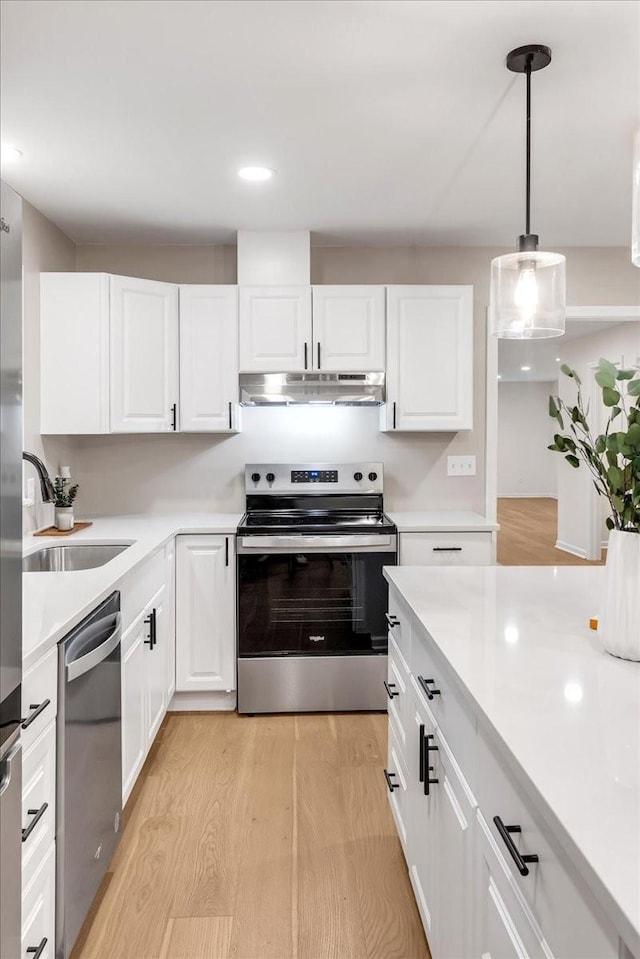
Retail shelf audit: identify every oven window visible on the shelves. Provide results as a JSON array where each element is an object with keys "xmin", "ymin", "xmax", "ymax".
[{"xmin": 238, "ymin": 551, "xmax": 395, "ymax": 656}]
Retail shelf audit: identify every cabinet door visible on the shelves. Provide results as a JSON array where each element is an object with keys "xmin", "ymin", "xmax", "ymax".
[
  {"xmin": 164, "ymin": 540, "xmax": 176, "ymax": 701},
  {"xmin": 179, "ymin": 285, "xmax": 239, "ymax": 431},
  {"xmin": 110, "ymin": 275, "xmax": 179, "ymax": 432},
  {"xmin": 121, "ymin": 617, "xmax": 146, "ymax": 803},
  {"xmin": 239, "ymin": 286, "xmax": 312, "ymax": 372},
  {"xmin": 385, "ymin": 286, "xmax": 473, "ymax": 431},
  {"xmin": 176, "ymin": 535, "xmax": 235, "ymax": 692},
  {"xmin": 146, "ymin": 585, "xmax": 168, "ymax": 743},
  {"xmin": 406, "ymin": 687, "xmax": 438, "ymax": 947},
  {"xmin": 311, "ymin": 286, "xmax": 385, "ymax": 371}
]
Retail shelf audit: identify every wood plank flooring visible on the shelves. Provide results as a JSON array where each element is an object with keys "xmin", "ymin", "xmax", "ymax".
[
  {"xmin": 71, "ymin": 713, "xmax": 430, "ymax": 959},
  {"xmin": 497, "ymin": 497, "xmax": 605, "ymax": 566}
]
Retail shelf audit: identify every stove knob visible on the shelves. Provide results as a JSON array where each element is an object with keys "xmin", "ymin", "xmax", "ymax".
[
  {"xmin": 353, "ymin": 471, "xmax": 363, "ymax": 481},
  {"xmin": 251, "ymin": 472, "xmax": 261, "ymax": 483},
  {"xmin": 368, "ymin": 471, "xmax": 378, "ymax": 482},
  {"xmin": 266, "ymin": 472, "xmax": 275, "ymax": 483}
]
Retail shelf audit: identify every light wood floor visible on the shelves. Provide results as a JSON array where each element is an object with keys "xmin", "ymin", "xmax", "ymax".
[
  {"xmin": 71, "ymin": 712, "xmax": 430, "ymax": 959},
  {"xmin": 497, "ymin": 498, "xmax": 605, "ymax": 566}
]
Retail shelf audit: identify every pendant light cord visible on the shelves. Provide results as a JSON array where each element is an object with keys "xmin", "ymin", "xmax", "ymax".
[{"xmin": 525, "ymin": 53, "xmax": 532, "ymax": 236}]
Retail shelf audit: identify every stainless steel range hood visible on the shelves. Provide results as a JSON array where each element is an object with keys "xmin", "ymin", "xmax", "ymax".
[{"xmin": 239, "ymin": 372, "xmax": 385, "ymax": 406}]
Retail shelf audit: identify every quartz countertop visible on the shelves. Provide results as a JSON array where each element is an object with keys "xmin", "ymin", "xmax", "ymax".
[
  {"xmin": 387, "ymin": 510, "xmax": 498, "ymax": 532},
  {"xmin": 23, "ymin": 513, "xmax": 241, "ymax": 670},
  {"xmin": 383, "ymin": 564, "xmax": 640, "ymax": 955}
]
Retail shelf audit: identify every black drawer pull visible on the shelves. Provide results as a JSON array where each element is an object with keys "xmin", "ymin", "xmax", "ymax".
[
  {"xmin": 144, "ymin": 609, "xmax": 157, "ymax": 649},
  {"xmin": 26, "ymin": 938, "xmax": 47, "ymax": 958},
  {"xmin": 22, "ymin": 700, "xmax": 51, "ymax": 729},
  {"xmin": 385, "ymin": 612, "xmax": 400, "ymax": 629},
  {"xmin": 392, "ymin": 401, "xmax": 396, "ymax": 429},
  {"xmin": 493, "ymin": 816, "xmax": 539, "ymax": 876},
  {"xmin": 22, "ymin": 803, "xmax": 48, "ymax": 843},
  {"xmin": 417, "ymin": 675, "xmax": 441, "ymax": 701},
  {"xmin": 419, "ymin": 724, "xmax": 425, "ymax": 783},
  {"xmin": 433, "ymin": 546, "xmax": 463, "ymax": 552},
  {"xmin": 383, "ymin": 681, "xmax": 399, "ymax": 700},
  {"xmin": 423, "ymin": 733, "xmax": 439, "ymax": 796},
  {"xmin": 384, "ymin": 769, "xmax": 399, "ymax": 793},
  {"xmin": 304, "ymin": 342, "xmax": 308, "ymax": 370},
  {"xmin": 170, "ymin": 403, "xmax": 177, "ymax": 431},
  {"xmin": 228, "ymin": 401, "xmax": 233, "ymax": 429}
]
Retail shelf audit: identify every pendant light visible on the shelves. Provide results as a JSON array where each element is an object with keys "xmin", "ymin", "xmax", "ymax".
[{"xmin": 490, "ymin": 45, "xmax": 566, "ymax": 338}]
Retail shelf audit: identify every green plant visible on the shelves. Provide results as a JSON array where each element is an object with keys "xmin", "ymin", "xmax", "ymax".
[
  {"xmin": 53, "ymin": 476, "xmax": 79, "ymax": 509},
  {"xmin": 548, "ymin": 358, "xmax": 640, "ymax": 532}
]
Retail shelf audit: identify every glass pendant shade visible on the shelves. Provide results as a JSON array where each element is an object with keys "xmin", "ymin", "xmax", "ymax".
[
  {"xmin": 489, "ymin": 249, "xmax": 566, "ymax": 338},
  {"xmin": 632, "ymin": 131, "xmax": 640, "ymax": 268}
]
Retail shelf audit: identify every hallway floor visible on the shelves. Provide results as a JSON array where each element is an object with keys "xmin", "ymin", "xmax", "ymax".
[
  {"xmin": 71, "ymin": 712, "xmax": 430, "ymax": 959},
  {"xmin": 497, "ymin": 497, "xmax": 605, "ymax": 566}
]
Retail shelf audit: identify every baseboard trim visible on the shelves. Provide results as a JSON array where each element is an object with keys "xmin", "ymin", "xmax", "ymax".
[
  {"xmin": 168, "ymin": 690, "xmax": 237, "ymax": 712},
  {"xmin": 555, "ymin": 539, "xmax": 587, "ymax": 559}
]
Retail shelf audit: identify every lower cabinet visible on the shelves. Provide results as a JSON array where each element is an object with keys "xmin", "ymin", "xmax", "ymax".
[
  {"xmin": 399, "ymin": 531, "xmax": 493, "ymax": 566},
  {"xmin": 175, "ymin": 535, "xmax": 235, "ymax": 692},
  {"xmin": 22, "ymin": 841, "xmax": 55, "ymax": 959}
]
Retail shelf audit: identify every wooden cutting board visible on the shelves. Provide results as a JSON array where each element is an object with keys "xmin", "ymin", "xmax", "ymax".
[{"xmin": 34, "ymin": 521, "xmax": 93, "ymax": 537}]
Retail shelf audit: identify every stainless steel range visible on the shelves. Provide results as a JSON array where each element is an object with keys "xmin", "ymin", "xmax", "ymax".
[{"xmin": 236, "ymin": 463, "xmax": 397, "ymax": 713}]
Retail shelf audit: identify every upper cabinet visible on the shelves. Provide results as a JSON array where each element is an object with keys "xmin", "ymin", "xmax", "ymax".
[
  {"xmin": 382, "ymin": 286, "xmax": 473, "ymax": 432},
  {"xmin": 311, "ymin": 286, "xmax": 385, "ymax": 371},
  {"xmin": 110, "ymin": 275, "xmax": 179, "ymax": 432},
  {"xmin": 239, "ymin": 286, "xmax": 312, "ymax": 372},
  {"xmin": 179, "ymin": 285, "xmax": 239, "ymax": 431}
]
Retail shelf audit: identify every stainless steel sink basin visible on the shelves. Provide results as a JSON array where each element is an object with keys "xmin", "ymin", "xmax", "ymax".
[{"xmin": 23, "ymin": 543, "xmax": 131, "ymax": 572}]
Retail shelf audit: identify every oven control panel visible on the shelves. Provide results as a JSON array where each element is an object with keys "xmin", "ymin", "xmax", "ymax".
[{"xmin": 291, "ymin": 469, "xmax": 338, "ymax": 483}]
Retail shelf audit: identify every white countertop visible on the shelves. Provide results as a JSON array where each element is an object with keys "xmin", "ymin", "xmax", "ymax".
[
  {"xmin": 23, "ymin": 513, "xmax": 241, "ymax": 670},
  {"xmin": 388, "ymin": 510, "xmax": 498, "ymax": 532},
  {"xmin": 383, "ymin": 565, "xmax": 640, "ymax": 955}
]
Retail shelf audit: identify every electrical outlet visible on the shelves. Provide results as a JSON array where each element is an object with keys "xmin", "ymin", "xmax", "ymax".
[
  {"xmin": 23, "ymin": 476, "xmax": 36, "ymax": 507},
  {"xmin": 447, "ymin": 455, "xmax": 476, "ymax": 477}
]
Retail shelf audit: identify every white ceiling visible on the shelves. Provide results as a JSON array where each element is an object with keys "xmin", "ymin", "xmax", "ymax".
[
  {"xmin": 1, "ymin": 0, "xmax": 638, "ymax": 246},
  {"xmin": 498, "ymin": 321, "xmax": 629, "ymax": 382}
]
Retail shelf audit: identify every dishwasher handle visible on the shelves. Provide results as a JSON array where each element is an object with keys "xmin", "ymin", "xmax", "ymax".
[{"xmin": 66, "ymin": 613, "xmax": 122, "ymax": 682}]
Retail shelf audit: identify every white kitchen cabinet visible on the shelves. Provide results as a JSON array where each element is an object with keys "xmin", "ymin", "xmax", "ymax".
[
  {"xmin": 164, "ymin": 539, "xmax": 176, "ymax": 701},
  {"xmin": 383, "ymin": 286, "xmax": 473, "ymax": 431},
  {"xmin": 121, "ymin": 613, "xmax": 146, "ymax": 802},
  {"xmin": 176, "ymin": 535, "xmax": 235, "ymax": 692},
  {"xmin": 239, "ymin": 286, "xmax": 312, "ymax": 372},
  {"xmin": 311, "ymin": 286, "xmax": 385, "ymax": 371},
  {"xmin": 21, "ymin": 842, "xmax": 55, "ymax": 959},
  {"xmin": 399, "ymin": 531, "xmax": 493, "ymax": 566},
  {"xmin": 146, "ymin": 584, "xmax": 168, "ymax": 744},
  {"xmin": 110, "ymin": 275, "xmax": 179, "ymax": 432},
  {"xmin": 179, "ymin": 285, "xmax": 239, "ymax": 431}
]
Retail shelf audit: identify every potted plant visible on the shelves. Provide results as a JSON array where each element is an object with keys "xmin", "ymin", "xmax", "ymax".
[
  {"xmin": 53, "ymin": 475, "xmax": 79, "ymax": 532},
  {"xmin": 548, "ymin": 358, "xmax": 640, "ymax": 660}
]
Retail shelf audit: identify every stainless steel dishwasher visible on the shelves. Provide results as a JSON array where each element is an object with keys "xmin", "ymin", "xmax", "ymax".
[{"xmin": 56, "ymin": 591, "xmax": 123, "ymax": 959}]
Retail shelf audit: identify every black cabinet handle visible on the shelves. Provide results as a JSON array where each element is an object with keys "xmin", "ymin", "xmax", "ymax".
[
  {"xmin": 383, "ymin": 681, "xmax": 399, "ymax": 700},
  {"xmin": 417, "ymin": 675, "xmax": 441, "ymax": 701},
  {"xmin": 21, "ymin": 700, "xmax": 51, "ymax": 729},
  {"xmin": 228, "ymin": 401, "xmax": 232, "ymax": 429},
  {"xmin": 304, "ymin": 342, "xmax": 308, "ymax": 370},
  {"xmin": 385, "ymin": 612, "xmax": 400, "ymax": 629},
  {"xmin": 433, "ymin": 546, "xmax": 463, "ymax": 552},
  {"xmin": 170, "ymin": 403, "xmax": 177, "ymax": 430},
  {"xmin": 423, "ymin": 734, "xmax": 439, "ymax": 796},
  {"xmin": 317, "ymin": 342, "xmax": 321, "ymax": 369},
  {"xmin": 493, "ymin": 816, "xmax": 539, "ymax": 876},
  {"xmin": 22, "ymin": 803, "xmax": 48, "ymax": 843},
  {"xmin": 384, "ymin": 769, "xmax": 399, "ymax": 793},
  {"xmin": 225, "ymin": 537, "xmax": 229, "ymax": 567},
  {"xmin": 26, "ymin": 939, "xmax": 47, "ymax": 958},
  {"xmin": 419, "ymin": 723, "xmax": 425, "ymax": 783},
  {"xmin": 392, "ymin": 401, "xmax": 396, "ymax": 429},
  {"xmin": 144, "ymin": 609, "xmax": 157, "ymax": 649}
]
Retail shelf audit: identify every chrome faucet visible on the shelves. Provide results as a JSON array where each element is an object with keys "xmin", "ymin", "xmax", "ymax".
[{"xmin": 23, "ymin": 451, "xmax": 56, "ymax": 503}]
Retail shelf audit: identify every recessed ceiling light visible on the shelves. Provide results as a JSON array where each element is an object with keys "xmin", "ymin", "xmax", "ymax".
[
  {"xmin": 555, "ymin": 357, "xmax": 561, "ymax": 361},
  {"xmin": 521, "ymin": 365, "xmax": 531, "ymax": 372},
  {"xmin": 497, "ymin": 374, "xmax": 502, "ymax": 380},
  {"xmin": 1, "ymin": 144, "xmax": 23, "ymax": 164},
  {"xmin": 238, "ymin": 166, "xmax": 274, "ymax": 182}
]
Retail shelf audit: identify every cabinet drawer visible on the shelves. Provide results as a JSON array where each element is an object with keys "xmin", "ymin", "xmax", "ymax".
[
  {"xmin": 22, "ymin": 841, "xmax": 55, "ymax": 959},
  {"xmin": 120, "ymin": 548, "xmax": 165, "ymax": 631},
  {"xmin": 400, "ymin": 531, "xmax": 492, "ymax": 566},
  {"xmin": 386, "ymin": 643, "xmax": 409, "ymax": 753},
  {"xmin": 411, "ymin": 627, "xmax": 477, "ymax": 781},
  {"xmin": 22, "ymin": 721, "xmax": 56, "ymax": 892},
  {"xmin": 476, "ymin": 733, "xmax": 618, "ymax": 959},
  {"xmin": 22, "ymin": 647, "xmax": 57, "ymax": 750},
  {"xmin": 386, "ymin": 722, "xmax": 410, "ymax": 853},
  {"xmin": 387, "ymin": 587, "xmax": 412, "ymax": 664}
]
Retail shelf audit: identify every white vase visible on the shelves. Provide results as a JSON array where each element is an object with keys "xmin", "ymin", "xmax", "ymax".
[
  {"xmin": 54, "ymin": 507, "xmax": 74, "ymax": 532},
  {"xmin": 599, "ymin": 529, "xmax": 640, "ymax": 661}
]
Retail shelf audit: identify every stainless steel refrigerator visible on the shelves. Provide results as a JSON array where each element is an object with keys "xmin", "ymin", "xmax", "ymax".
[{"xmin": 0, "ymin": 179, "xmax": 23, "ymax": 959}]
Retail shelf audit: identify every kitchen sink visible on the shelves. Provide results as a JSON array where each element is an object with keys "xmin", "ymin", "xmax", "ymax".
[{"xmin": 23, "ymin": 543, "xmax": 131, "ymax": 573}]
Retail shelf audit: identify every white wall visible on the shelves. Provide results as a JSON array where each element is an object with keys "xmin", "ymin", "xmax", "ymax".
[
  {"xmin": 497, "ymin": 381, "xmax": 558, "ymax": 498},
  {"xmin": 22, "ymin": 201, "xmax": 76, "ymax": 532},
  {"xmin": 557, "ymin": 321, "xmax": 640, "ymax": 556}
]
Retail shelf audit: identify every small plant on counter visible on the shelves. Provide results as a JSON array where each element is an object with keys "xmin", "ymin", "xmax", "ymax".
[
  {"xmin": 547, "ymin": 358, "xmax": 640, "ymax": 532},
  {"xmin": 53, "ymin": 476, "xmax": 79, "ymax": 508}
]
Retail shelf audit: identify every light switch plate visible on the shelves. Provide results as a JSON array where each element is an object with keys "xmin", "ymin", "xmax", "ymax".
[{"xmin": 447, "ymin": 455, "xmax": 476, "ymax": 476}]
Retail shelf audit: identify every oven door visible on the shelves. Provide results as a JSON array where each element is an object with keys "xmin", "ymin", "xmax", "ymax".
[{"xmin": 237, "ymin": 534, "xmax": 396, "ymax": 658}]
